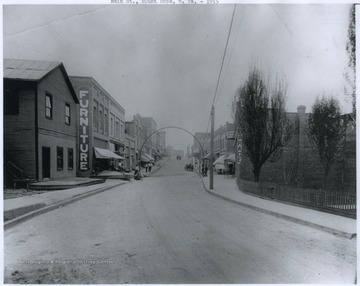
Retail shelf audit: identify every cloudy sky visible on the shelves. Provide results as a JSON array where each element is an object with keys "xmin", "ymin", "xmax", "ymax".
[{"xmin": 3, "ymin": 2, "xmax": 354, "ymax": 151}]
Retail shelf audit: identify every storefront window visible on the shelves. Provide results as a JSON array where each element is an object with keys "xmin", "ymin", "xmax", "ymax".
[
  {"xmin": 57, "ymin": 147, "xmax": 63, "ymax": 171},
  {"xmin": 68, "ymin": 148, "xmax": 74, "ymax": 170}
]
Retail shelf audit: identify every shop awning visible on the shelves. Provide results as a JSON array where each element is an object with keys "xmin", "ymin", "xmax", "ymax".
[
  {"xmin": 225, "ymin": 153, "xmax": 235, "ymax": 162},
  {"xmin": 213, "ymin": 154, "xmax": 226, "ymax": 165},
  {"xmin": 144, "ymin": 153, "xmax": 155, "ymax": 162},
  {"xmin": 141, "ymin": 155, "xmax": 150, "ymax": 162},
  {"xmin": 94, "ymin": 147, "xmax": 124, "ymax": 160}
]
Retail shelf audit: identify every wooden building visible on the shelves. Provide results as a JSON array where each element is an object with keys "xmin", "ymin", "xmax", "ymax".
[{"xmin": 4, "ymin": 59, "xmax": 79, "ymax": 185}]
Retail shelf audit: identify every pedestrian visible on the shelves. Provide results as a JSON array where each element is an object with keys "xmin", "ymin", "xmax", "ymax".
[
  {"xmin": 145, "ymin": 163, "xmax": 149, "ymax": 173},
  {"xmin": 149, "ymin": 162, "xmax": 152, "ymax": 172},
  {"xmin": 118, "ymin": 161, "xmax": 123, "ymax": 172},
  {"xmin": 134, "ymin": 165, "xmax": 142, "ymax": 181}
]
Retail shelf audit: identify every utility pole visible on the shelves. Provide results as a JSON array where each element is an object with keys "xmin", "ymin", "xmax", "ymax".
[{"xmin": 210, "ymin": 105, "xmax": 215, "ymax": 190}]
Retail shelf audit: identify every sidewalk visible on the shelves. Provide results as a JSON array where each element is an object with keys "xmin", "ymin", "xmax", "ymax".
[
  {"xmin": 4, "ymin": 180, "xmax": 128, "ymax": 229},
  {"xmin": 200, "ymin": 173, "xmax": 356, "ymax": 239},
  {"xmin": 4, "ymin": 158, "xmax": 168, "ymax": 229}
]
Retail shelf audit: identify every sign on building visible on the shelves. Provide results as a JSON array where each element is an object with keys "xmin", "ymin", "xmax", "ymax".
[
  {"xmin": 237, "ymin": 138, "xmax": 242, "ymax": 164},
  {"xmin": 79, "ymin": 88, "xmax": 90, "ymax": 171}
]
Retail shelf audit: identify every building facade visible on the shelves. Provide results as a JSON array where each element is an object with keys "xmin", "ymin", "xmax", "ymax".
[
  {"xmin": 124, "ymin": 133, "xmax": 136, "ymax": 171},
  {"xmin": 156, "ymin": 131, "xmax": 166, "ymax": 159},
  {"xmin": 125, "ymin": 113, "xmax": 151, "ymax": 166},
  {"xmin": 237, "ymin": 105, "xmax": 356, "ymax": 192},
  {"xmin": 4, "ymin": 59, "xmax": 79, "ymax": 185},
  {"xmin": 213, "ymin": 122, "xmax": 235, "ymax": 159},
  {"xmin": 141, "ymin": 117, "xmax": 158, "ymax": 158},
  {"xmin": 192, "ymin": 132, "xmax": 209, "ymax": 160},
  {"xmin": 69, "ymin": 76, "xmax": 125, "ymax": 176}
]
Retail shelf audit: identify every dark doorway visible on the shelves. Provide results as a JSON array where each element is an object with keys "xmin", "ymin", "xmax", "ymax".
[{"xmin": 42, "ymin": 147, "xmax": 51, "ymax": 179}]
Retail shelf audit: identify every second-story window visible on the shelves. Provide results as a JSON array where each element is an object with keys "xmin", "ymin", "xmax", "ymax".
[
  {"xmin": 110, "ymin": 117, "xmax": 114, "ymax": 136},
  {"xmin": 65, "ymin": 103, "xmax": 70, "ymax": 125},
  {"xmin": 93, "ymin": 105, "xmax": 97, "ymax": 130},
  {"xmin": 116, "ymin": 121, "xmax": 119, "ymax": 139},
  {"xmin": 45, "ymin": 93, "xmax": 53, "ymax": 119},
  {"xmin": 104, "ymin": 109, "xmax": 108, "ymax": 135},
  {"xmin": 99, "ymin": 106, "xmax": 103, "ymax": 133}
]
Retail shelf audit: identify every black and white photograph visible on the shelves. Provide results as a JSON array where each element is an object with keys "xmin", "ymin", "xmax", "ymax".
[{"xmin": 2, "ymin": 1, "xmax": 357, "ymax": 284}]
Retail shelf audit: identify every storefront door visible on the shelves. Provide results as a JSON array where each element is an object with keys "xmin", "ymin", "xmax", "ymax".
[{"xmin": 42, "ymin": 147, "xmax": 51, "ymax": 179}]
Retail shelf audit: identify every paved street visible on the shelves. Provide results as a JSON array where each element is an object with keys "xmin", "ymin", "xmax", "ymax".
[{"xmin": 4, "ymin": 157, "xmax": 356, "ymax": 284}]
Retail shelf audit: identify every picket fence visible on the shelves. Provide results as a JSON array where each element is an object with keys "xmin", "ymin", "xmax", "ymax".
[{"xmin": 237, "ymin": 179, "xmax": 356, "ymax": 218}]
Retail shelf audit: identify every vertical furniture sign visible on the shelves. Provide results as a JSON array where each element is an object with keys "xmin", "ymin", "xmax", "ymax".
[{"xmin": 79, "ymin": 88, "xmax": 90, "ymax": 171}]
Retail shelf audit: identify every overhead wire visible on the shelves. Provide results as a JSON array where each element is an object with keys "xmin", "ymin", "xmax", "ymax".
[
  {"xmin": 211, "ymin": 5, "xmax": 237, "ymax": 107},
  {"xmin": 215, "ymin": 7, "xmax": 244, "ymax": 107},
  {"xmin": 205, "ymin": 4, "xmax": 237, "ymax": 135},
  {"xmin": 4, "ymin": 6, "xmax": 110, "ymax": 39}
]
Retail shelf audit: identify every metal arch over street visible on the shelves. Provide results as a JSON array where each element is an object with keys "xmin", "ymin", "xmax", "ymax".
[{"xmin": 139, "ymin": 126, "xmax": 206, "ymax": 166}]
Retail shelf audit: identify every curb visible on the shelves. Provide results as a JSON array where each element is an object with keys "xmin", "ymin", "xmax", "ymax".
[
  {"xmin": 4, "ymin": 181, "xmax": 127, "ymax": 230},
  {"xmin": 197, "ymin": 173, "xmax": 356, "ymax": 239},
  {"xmin": 4, "ymin": 203, "xmax": 46, "ymax": 221}
]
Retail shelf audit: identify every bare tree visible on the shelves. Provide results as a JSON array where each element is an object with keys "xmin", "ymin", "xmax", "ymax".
[
  {"xmin": 308, "ymin": 96, "xmax": 346, "ymax": 189},
  {"xmin": 233, "ymin": 68, "xmax": 292, "ymax": 182},
  {"xmin": 344, "ymin": 4, "xmax": 356, "ymax": 119}
]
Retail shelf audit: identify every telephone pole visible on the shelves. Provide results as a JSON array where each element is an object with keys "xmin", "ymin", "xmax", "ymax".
[{"xmin": 209, "ymin": 105, "xmax": 215, "ymax": 190}]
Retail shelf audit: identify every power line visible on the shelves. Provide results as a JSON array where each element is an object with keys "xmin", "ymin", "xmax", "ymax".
[
  {"xmin": 211, "ymin": 4, "xmax": 237, "ymax": 107},
  {"xmin": 215, "ymin": 7, "xmax": 244, "ymax": 106},
  {"xmin": 4, "ymin": 6, "xmax": 109, "ymax": 39},
  {"xmin": 269, "ymin": 4, "xmax": 293, "ymax": 37},
  {"xmin": 206, "ymin": 5, "xmax": 236, "ymax": 135}
]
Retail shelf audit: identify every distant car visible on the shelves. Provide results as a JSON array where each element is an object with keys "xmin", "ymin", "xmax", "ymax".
[{"xmin": 184, "ymin": 164, "xmax": 193, "ymax": 171}]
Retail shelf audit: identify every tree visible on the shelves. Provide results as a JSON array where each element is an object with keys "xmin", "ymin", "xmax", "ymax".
[
  {"xmin": 233, "ymin": 68, "xmax": 292, "ymax": 182},
  {"xmin": 308, "ymin": 96, "xmax": 346, "ymax": 189},
  {"xmin": 344, "ymin": 4, "xmax": 356, "ymax": 119}
]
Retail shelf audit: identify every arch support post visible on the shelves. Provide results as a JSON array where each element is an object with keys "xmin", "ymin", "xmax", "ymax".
[{"xmin": 210, "ymin": 105, "xmax": 215, "ymax": 190}]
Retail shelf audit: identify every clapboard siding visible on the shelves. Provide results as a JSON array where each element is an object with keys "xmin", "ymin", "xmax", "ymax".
[
  {"xmin": 36, "ymin": 67, "xmax": 78, "ymax": 179},
  {"xmin": 4, "ymin": 81, "xmax": 37, "ymax": 179},
  {"xmin": 4, "ymin": 65, "xmax": 78, "ymax": 182},
  {"xmin": 37, "ymin": 67, "xmax": 77, "ymax": 137}
]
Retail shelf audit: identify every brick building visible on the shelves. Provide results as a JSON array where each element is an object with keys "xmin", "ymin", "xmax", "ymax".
[
  {"xmin": 156, "ymin": 131, "xmax": 166, "ymax": 158},
  {"xmin": 69, "ymin": 76, "xmax": 125, "ymax": 176},
  {"xmin": 237, "ymin": 105, "xmax": 356, "ymax": 192},
  {"xmin": 213, "ymin": 122, "xmax": 235, "ymax": 158},
  {"xmin": 125, "ymin": 113, "xmax": 154, "ymax": 168},
  {"xmin": 4, "ymin": 59, "xmax": 79, "ymax": 185},
  {"xmin": 124, "ymin": 133, "xmax": 136, "ymax": 171},
  {"xmin": 141, "ymin": 117, "xmax": 157, "ymax": 158}
]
